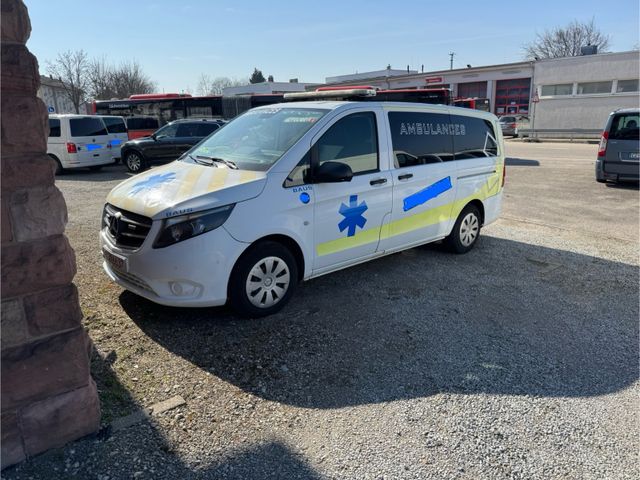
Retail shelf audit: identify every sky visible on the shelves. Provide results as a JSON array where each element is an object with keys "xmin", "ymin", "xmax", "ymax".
[{"xmin": 27, "ymin": 0, "xmax": 639, "ymax": 94}]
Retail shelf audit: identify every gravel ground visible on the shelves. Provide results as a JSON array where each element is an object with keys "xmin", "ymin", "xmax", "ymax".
[{"xmin": 3, "ymin": 141, "xmax": 638, "ymax": 479}]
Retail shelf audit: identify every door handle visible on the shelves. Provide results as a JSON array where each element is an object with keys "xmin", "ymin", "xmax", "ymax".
[
  {"xmin": 369, "ymin": 178, "xmax": 387, "ymax": 186},
  {"xmin": 398, "ymin": 173, "xmax": 413, "ymax": 180}
]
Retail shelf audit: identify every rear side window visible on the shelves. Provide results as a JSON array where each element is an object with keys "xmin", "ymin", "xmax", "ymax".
[
  {"xmin": 451, "ymin": 115, "xmax": 498, "ymax": 159},
  {"xmin": 197, "ymin": 123, "xmax": 220, "ymax": 136},
  {"xmin": 176, "ymin": 123, "xmax": 200, "ymax": 137},
  {"xmin": 315, "ymin": 112, "xmax": 378, "ymax": 175},
  {"xmin": 388, "ymin": 111, "xmax": 454, "ymax": 167},
  {"xmin": 500, "ymin": 116, "xmax": 515, "ymax": 123},
  {"xmin": 126, "ymin": 117, "xmax": 159, "ymax": 130},
  {"xmin": 102, "ymin": 117, "xmax": 127, "ymax": 134},
  {"xmin": 609, "ymin": 113, "xmax": 639, "ymax": 140},
  {"xmin": 48, "ymin": 118, "xmax": 61, "ymax": 137},
  {"xmin": 69, "ymin": 117, "xmax": 107, "ymax": 137}
]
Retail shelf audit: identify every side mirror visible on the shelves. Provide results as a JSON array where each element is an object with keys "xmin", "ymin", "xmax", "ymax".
[
  {"xmin": 150, "ymin": 133, "xmax": 157, "ymax": 140},
  {"xmin": 314, "ymin": 161, "xmax": 353, "ymax": 183}
]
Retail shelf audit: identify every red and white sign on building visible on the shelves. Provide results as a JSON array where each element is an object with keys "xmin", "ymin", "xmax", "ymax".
[{"xmin": 425, "ymin": 76, "xmax": 443, "ymax": 84}]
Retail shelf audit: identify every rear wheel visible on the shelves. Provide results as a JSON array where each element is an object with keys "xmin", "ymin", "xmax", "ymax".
[
  {"xmin": 125, "ymin": 151, "xmax": 146, "ymax": 173},
  {"xmin": 444, "ymin": 204, "xmax": 481, "ymax": 254},
  {"xmin": 49, "ymin": 155, "xmax": 63, "ymax": 175},
  {"xmin": 229, "ymin": 241, "xmax": 298, "ymax": 318}
]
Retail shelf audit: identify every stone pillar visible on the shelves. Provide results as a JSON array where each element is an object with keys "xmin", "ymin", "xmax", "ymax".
[{"xmin": 1, "ymin": 0, "xmax": 100, "ymax": 469}]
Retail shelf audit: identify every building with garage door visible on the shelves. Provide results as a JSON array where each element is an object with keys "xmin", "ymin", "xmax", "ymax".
[
  {"xmin": 321, "ymin": 62, "xmax": 535, "ymax": 117},
  {"xmin": 321, "ymin": 50, "xmax": 639, "ymax": 130}
]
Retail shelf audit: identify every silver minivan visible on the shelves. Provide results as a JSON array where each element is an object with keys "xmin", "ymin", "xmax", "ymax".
[{"xmin": 596, "ymin": 108, "xmax": 639, "ymax": 183}]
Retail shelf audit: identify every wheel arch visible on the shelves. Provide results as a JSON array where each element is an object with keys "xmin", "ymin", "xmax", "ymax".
[
  {"xmin": 235, "ymin": 233, "xmax": 306, "ymax": 283},
  {"xmin": 462, "ymin": 199, "xmax": 485, "ymax": 225}
]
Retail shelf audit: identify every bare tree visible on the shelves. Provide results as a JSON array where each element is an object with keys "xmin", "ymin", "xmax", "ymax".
[
  {"xmin": 46, "ymin": 49, "xmax": 89, "ymax": 113},
  {"xmin": 108, "ymin": 60, "xmax": 156, "ymax": 99},
  {"xmin": 86, "ymin": 58, "xmax": 156, "ymax": 100},
  {"xmin": 87, "ymin": 55, "xmax": 116, "ymax": 100},
  {"xmin": 523, "ymin": 19, "xmax": 611, "ymax": 59},
  {"xmin": 196, "ymin": 74, "xmax": 247, "ymax": 95}
]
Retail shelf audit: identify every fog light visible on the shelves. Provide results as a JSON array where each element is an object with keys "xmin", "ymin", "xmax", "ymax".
[{"xmin": 168, "ymin": 281, "xmax": 201, "ymax": 297}]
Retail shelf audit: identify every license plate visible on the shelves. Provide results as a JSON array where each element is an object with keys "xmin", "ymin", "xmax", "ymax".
[
  {"xmin": 103, "ymin": 248, "xmax": 127, "ymax": 272},
  {"xmin": 620, "ymin": 151, "xmax": 640, "ymax": 161}
]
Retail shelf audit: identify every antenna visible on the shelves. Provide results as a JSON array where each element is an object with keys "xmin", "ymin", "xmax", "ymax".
[{"xmin": 449, "ymin": 52, "xmax": 455, "ymax": 70}]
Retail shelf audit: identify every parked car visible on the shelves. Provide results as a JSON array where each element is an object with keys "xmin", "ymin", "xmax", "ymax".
[
  {"xmin": 125, "ymin": 116, "xmax": 160, "ymax": 140},
  {"xmin": 99, "ymin": 115, "xmax": 128, "ymax": 163},
  {"xmin": 596, "ymin": 108, "xmax": 640, "ymax": 184},
  {"xmin": 47, "ymin": 114, "xmax": 114, "ymax": 174},
  {"xmin": 120, "ymin": 118, "xmax": 224, "ymax": 173},
  {"xmin": 499, "ymin": 115, "xmax": 529, "ymax": 137},
  {"xmin": 101, "ymin": 102, "xmax": 505, "ymax": 317}
]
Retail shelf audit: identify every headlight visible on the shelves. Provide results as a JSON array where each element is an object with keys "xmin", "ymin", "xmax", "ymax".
[{"xmin": 153, "ymin": 204, "xmax": 235, "ymax": 248}]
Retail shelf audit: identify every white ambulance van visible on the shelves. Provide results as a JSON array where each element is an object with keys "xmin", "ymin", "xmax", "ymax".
[
  {"xmin": 47, "ymin": 114, "xmax": 114, "ymax": 174},
  {"xmin": 101, "ymin": 94, "xmax": 504, "ymax": 317}
]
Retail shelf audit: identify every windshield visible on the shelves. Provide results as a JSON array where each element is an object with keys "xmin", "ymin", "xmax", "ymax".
[{"xmin": 182, "ymin": 107, "xmax": 328, "ymax": 171}]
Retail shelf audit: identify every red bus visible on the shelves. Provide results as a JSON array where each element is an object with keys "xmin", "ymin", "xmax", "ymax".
[
  {"xmin": 453, "ymin": 97, "xmax": 490, "ymax": 111},
  {"xmin": 93, "ymin": 88, "xmax": 451, "ymax": 137},
  {"xmin": 92, "ymin": 93, "xmax": 286, "ymax": 128}
]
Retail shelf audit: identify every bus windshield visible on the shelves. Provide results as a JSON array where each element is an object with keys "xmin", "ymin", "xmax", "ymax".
[{"xmin": 183, "ymin": 107, "xmax": 327, "ymax": 171}]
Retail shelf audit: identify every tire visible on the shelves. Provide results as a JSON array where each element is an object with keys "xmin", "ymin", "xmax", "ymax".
[
  {"xmin": 444, "ymin": 204, "xmax": 482, "ymax": 254},
  {"xmin": 125, "ymin": 151, "xmax": 146, "ymax": 173},
  {"xmin": 89, "ymin": 165, "xmax": 103, "ymax": 172},
  {"xmin": 49, "ymin": 155, "xmax": 63, "ymax": 175},
  {"xmin": 229, "ymin": 241, "xmax": 298, "ymax": 318}
]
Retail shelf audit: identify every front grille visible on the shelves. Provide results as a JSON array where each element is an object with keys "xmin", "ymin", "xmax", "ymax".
[
  {"xmin": 103, "ymin": 204, "xmax": 152, "ymax": 249},
  {"xmin": 112, "ymin": 270, "xmax": 154, "ymax": 293}
]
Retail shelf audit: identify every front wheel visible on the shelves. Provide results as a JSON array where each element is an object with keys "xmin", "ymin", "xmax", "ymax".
[
  {"xmin": 229, "ymin": 241, "xmax": 298, "ymax": 318},
  {"xmin": 125, "ymin": 151, "xmax": 146, "ymax": 173},
  {"xmin": 444, "ymin": 204, "xmax": 482, "ymax": 254}
]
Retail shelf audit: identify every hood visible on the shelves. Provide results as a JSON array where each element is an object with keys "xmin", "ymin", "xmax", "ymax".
[{"xmin": 106, "ymin": 161, "xmax": 267, "ymax": 219}]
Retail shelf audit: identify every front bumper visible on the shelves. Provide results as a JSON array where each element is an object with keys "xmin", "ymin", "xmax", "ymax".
[{"xmin": 100, "ymin": 225, "xmax": 248, "ymax": 307}]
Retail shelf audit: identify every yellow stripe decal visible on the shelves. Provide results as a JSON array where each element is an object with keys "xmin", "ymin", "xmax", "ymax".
[
  {"xmin": 206, "ymin": 168, "xmax": 230, "ymax": 191},
  {"xmin": 316, "ymin": 172, "xmax": 503, "ymax": 256}
]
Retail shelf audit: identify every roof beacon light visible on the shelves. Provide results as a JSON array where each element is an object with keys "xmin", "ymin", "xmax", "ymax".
[{"xmin": 284, "ymin": 87, "xmax": 377, "ymax": 101}]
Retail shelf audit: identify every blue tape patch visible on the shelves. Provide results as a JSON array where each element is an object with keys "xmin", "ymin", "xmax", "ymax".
[
  {"xmin": 86, "ymin": 144, "xmax": 102, "ymax": 151},
  {"xmin": 403, "ymin": 176, "xmax": 452, "ymax": 212},
  {"xmin": 129, "ymin": 172, "xmax": 177, "ymax": 196},
  {"xmin": 110, "ymin": 139, "xmax": 122, "ymax": 146},
  {"xmin": 338, "ymin": 195, "xmax": 368, "ymax": 237},
  {"xmin": 299, "ymin": 192, "xmax": 310, "ymax": 204}
]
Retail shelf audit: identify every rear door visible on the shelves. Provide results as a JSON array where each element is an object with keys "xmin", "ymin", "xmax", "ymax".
[
  {"xmin": 102, "ymin": 116, "xmax": 128, "ymax": 160},
  {"xmin": 605, "ymin": 112, "xmax": 640, "ymax": 177},
  {"xmin": 380, "ymin": 109, "xmax": 458, "ymax": 252},
  {"xmin": 68, "ymin": 117, "xmax": 111, "ymax": 165}
]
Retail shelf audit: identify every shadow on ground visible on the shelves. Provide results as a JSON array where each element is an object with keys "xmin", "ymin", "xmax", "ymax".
[
  {"xmin": 605, "ymin": 181, "xmax": 640, "ymax": 190},
  {"xmin": 4, "ymin": 347, "xmax": 324, "ymax": 479},
  {"xmin": 57, "ymin": 163, "xmax": 133, "ymax": 183},
  {"xmin": 122, "ymin": 236, "xmax": 639, "ymax": 409},
  {"xmin": 505, "ymin": 157, "xmax": 540, "ymax": 167}
]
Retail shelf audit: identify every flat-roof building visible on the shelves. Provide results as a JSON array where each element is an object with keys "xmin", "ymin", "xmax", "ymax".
[{"xmin": 322, "ymin": 50, "xmax": 639, "ymax": 130}]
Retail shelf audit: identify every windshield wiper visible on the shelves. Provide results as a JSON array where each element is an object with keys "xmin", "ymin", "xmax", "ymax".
[
  {"xmin": 194, "ymin": 154, "xmax": 238, "ymax": 169},
  {"xmin": 188, "ymin": 154, "xmax": 215, "ymax": 166}
]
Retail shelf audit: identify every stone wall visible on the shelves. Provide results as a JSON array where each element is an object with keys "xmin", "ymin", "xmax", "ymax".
[{"xmin": 1, "ymin": 0, "xmax": 100, "ymax": 469}]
